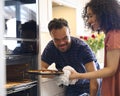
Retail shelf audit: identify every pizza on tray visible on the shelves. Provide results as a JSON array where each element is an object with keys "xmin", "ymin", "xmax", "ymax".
[{"xmin": 27, "ymin": 69, "xmax": 63, "ymax": 75}]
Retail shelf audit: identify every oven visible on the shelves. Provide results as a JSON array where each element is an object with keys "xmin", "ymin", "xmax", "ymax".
[
  {"xmin": 4, "ymin": 0, "xmax": 40, "ymax": 95},
  {"xmin": 6, "ymin": 55, "xmax": 39, "ymax": 96}
]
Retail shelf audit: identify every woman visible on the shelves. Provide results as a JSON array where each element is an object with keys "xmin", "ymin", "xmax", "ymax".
[{"xmin": 69, "ymin": 0, "xmax": 120, "ymax": 96}]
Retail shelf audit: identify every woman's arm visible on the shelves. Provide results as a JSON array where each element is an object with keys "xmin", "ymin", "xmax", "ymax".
[{"xmin": 69, "ymin": 49, "xmax": 120, "ymax": 79}]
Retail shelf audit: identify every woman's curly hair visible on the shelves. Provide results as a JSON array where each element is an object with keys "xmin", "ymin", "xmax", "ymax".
[{"xmin": 83, "ymin": 0, "xmax": 120, "ymax": 33}]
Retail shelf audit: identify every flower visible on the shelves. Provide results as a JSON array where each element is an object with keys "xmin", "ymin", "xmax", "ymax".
[{"xmin": 80, "ymin": 32, "xmax": 105, "ymax": 53}]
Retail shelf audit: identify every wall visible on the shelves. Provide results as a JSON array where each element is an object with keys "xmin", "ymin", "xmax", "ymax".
[{"xmin": 53, "ymin": 6, "xmax": 76, "ymax": 36}]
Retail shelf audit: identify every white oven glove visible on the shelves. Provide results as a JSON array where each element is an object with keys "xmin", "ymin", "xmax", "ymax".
[{"xmin": 55, "ymin": 66, "xmax": 78, "ymax": 87}]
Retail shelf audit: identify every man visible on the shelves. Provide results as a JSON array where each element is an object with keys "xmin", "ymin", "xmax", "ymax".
[{"xmin": 41, "ymin": 18, "xmax": 100, "ymax": 96}]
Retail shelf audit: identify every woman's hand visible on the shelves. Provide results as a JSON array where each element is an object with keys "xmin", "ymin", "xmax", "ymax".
[
  {"xmin": 69, "ymin": 69, "xmax": 80, "ymax": 80},
  {"xmin": 62, "ymin": 66, "xmax": 80, "ymax": 80}
]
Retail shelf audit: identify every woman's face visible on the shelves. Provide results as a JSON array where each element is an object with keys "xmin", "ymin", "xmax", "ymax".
[
  {"xmin": 50, "ymin": 26, "xmax": 71, "ymax": 52},
  {"xmin": 86, "ymin": 7, "xmax": 100, "ymax": 31}
]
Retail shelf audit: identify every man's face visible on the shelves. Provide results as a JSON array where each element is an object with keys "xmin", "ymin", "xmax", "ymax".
[
  {"xmin": 50, "ymin": 26, "xmax": 71, "ymax": 52},
  {"xmin": 86, "ymin": 7, "xmax": 100, "ymax": 31}
]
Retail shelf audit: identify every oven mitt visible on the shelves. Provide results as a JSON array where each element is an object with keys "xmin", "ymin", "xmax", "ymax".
[{"xmin": 55, "ymin": 66, "xmax": 78, "ymax": 87}]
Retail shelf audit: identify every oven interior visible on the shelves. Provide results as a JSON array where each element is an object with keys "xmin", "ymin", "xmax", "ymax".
[{"xmin": 6, "ymin": 55, "xmax": 39, "ymax": 96}]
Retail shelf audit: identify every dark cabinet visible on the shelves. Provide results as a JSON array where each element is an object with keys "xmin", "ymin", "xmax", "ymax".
[{"xmin": 4, "ymin": 0, "xmax": 40, "ymax": 96}]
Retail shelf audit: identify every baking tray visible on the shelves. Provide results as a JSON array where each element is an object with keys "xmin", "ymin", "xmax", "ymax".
[{"xmin": 27, "ymin": 69, "xmax": 63, "ymax": 75}]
